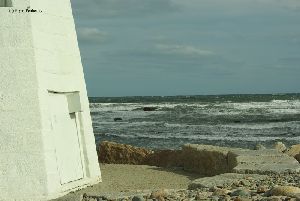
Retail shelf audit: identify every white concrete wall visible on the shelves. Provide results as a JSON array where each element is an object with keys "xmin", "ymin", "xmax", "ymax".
[
  {"xmin": 30, "ymin": 0, "xmax": 101, "ymax": 199},
  {"xmin": 0, "ymin": 0, "xmax": 101, "ymax": 200},
  {"xmin": 0, "ymin": 1, "xmax": 49, "ymax": 200}
]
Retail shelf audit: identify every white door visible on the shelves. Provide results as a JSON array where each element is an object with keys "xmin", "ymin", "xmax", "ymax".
[{"xmin": 48, "ymin": 92, "xmax": 84, "ymax": 184}]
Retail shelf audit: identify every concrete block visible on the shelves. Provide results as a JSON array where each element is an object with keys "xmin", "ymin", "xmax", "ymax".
[
  {"xmin": 182, "ymin": 144, "xmax": 242, "ymax": 176},
  {"xmin": 228, "ymin": 149, "xmax": 300, "ymax": 174},
  {"xmin": 181, "ymin": 144, "xmax": 300, "ymax": 176}
]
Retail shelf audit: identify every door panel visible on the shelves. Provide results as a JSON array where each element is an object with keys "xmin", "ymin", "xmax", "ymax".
[{"xmin": 48, "ymin": 92, "xmax": 84, "ymax": 184}]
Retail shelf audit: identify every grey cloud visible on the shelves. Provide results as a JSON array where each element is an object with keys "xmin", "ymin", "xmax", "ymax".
[
  {"xmin": 77, "ymin": 27, "xmax": 108, "ymax": 43},
  {"xmin": 155, "ymin": 44, "xmax": 215, "ymax": 57},
  {"xmin": 71, "ymin": 0, "xmax": 179, "ymax": 19},
  {"xmin": 248, "ymin": 0, "xmax": 300, "ymax": 11},
  {"xmin": 278, "ymin": 57, "xmax": 300, "ymax": 69},
  {"xmin": 100, "ymin": 43, "xmax": 240, "ymax": 76},
  {"xmin": 71, "ymin": 0, "xmax": 300, "ymax": 96},
  {"xmin": 273, "ymin": 0, "xmax": 300, "ymax": 11}
]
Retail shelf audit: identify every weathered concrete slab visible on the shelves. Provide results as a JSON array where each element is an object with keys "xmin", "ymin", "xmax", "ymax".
[
  {"xmin": 228, "ymin": 149, "xmax": 300, "ymax": 174},
  {"xmin": 99, "ymin": 142, "xmax": 300, "ymax": 176},
  {"xmin": 98, "ymin": 141, "xmax": 152, "ymax": 165},
  {"xmin": 188, "ymin": 173, "xmax": 267, "ymax": 189},
  {"xmin": 182, "ymin": 144, "xmax": 300, "ymax": 176},
  {"xmin": 182, "ymin": 144, "xmax": 244, "ymax": 176}
]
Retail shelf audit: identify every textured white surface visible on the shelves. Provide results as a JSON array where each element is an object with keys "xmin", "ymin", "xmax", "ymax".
[{"xmin": 0, "ymin": 0, "xmax": 101, "ymax": 200}]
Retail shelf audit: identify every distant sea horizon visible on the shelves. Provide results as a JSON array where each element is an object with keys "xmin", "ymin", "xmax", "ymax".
[
  {"xmin": 89, "ymin": 92, "xmax": 300, "ymax": 99},
  {"xmin": 89, "ymin": 93, "xmax": 300, "ymax": 150}
]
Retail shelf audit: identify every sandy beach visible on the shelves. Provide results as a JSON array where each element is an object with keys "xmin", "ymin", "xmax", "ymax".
[
  {"xmin": 51, "ymin": 142, "xmax": 300, "ymax": 201},
  {"xmin": 52, "ymin": 164, "xmax": 200, "ymax": 201},
  {"xmin": 51, "ymin": 164, "xmax": 300, "ymax": 201}
]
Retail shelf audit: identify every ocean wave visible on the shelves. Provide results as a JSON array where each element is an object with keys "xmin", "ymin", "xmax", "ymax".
[
  {"xmin": 90, "ymin": 100, "xmax": 300, "ymax": 116},
  {"xmin": 95, "ymin": 132, "xmax": 300, "ymax": 142},
  {"xmin": 90, "ymin": 94, "xmax": 300, "ymax": 149}
]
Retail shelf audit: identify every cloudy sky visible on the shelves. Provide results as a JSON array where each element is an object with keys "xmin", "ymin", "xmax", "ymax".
[{"xmin": 71, "ymin": 0, "xmax": 300, "ymax": 97}]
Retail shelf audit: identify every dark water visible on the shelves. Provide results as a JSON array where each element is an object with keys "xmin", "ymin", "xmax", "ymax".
[{"xmin": 89, "ymin": 94, "xmax": 300, "ymax": 150}]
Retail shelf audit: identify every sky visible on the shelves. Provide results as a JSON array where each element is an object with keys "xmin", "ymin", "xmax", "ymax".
[{"xmin": 71, "ymin": 0, "xmax": 300, "ymax": 97}]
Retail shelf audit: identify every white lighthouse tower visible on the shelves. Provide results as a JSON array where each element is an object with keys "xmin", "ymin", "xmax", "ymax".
[{"xmin": 0, "ymin": 0, "xmax": 101, "ymax": 200}]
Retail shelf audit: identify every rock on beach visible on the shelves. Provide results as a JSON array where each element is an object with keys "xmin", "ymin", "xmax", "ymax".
[
  {"xmin": 286, "ymin": 144, "xmax": 300, "ymax": 162},
  {"xmin": 269, "ymin": 186, "xmax": 300, "ymax": 197},
  {"xmin": 274, "ymin": 142, "xmax": 287, "ymax": 152},
  {"xmin": 98, "ymin": 141, "xmax": 152, "ymax": 164},
  {"xmin": 98, "ymin": 141, "xmax": 300, "ymax": 175},
  {"xmin": 295, "ymin": 154, "xmax": 300, "ymax": 163},
  {"xmin": 150, "ymin": 189, "xmax": 169, "ymax": 200}
]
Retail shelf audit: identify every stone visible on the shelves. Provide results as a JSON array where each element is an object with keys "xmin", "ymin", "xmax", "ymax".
[
  {"xmin": 189, "ymin": 173, "xmax": 267, "ymax": 190},
  {"xmin": 257, "ymin": 186, "xmax": 268, "ymax": 193},
  {"xmin": 81, "ymin": 193, "xmax": 105, "ymax": 201},
  {"xmin": 210, "ymin": 196, "xmax": 219, "ymax": 201},
  {"xmin": 274, "ymin": 142, "xmax": 287, "ymax": 152},
  {"xmin": 263, "ymin": 197, "xmax": 283, "ymax": 201},
  {"xmin": 231, "ymin": 189, "xmax": 251, "ymax": 197},
  {"xmin": 295, "ymin": 154, "xmax": 300, "ymax": 163},
  {"xmin": 295, "ymin": 194, "xmax": 300, "ymax": 200},
  {"xmin": 114, "ymin": 117, "xmax": 123, "ymax": 121},
  {"xmin": 150, "ymin": 189, "xmax": 169, "ymax": 199},
  {"xmin": 132, "ymin": 195, "xmax": 144, "ymax": 201},
  {"xmin": 98, "ymin": 141, "xmax": 152, "ymax": 164},
  {"xmin": 240, "ymin": 179, "xmax": 251, "ymax": 186},
  {"xmin": 255, "ymin": 144, "xmax": 266, "ymax": 150},
  {"xmin": 157, "ymin": 195, "xmax": 165, "ymax": 201},
  {"xmin": 286, "ymin": 144, "xmax": 300, "ymax": 159},
  {"xmin": 195, "ymin": 192, "xmax": 211, "ymax": 200},
  {"xmin": 210, "ymin": 186, "xmax": 220, "ymax": 192},
  {"xmin": 212, "ymin": 188, "xmax": 230, "ymax": 196},
  {"xmin": 143, "ymin": 107, "xmax": 158, "ymax": 111},
  {"xmin": 232, "ymin": 197, "xmax": 251, "ymax": 201},
  {"xmin": 270, "ymin": 186, "xmax": 300, "ymax": 197},
  {"xmin": 221, "ymin": 195, "xmax": 231, "ymax": 201}
]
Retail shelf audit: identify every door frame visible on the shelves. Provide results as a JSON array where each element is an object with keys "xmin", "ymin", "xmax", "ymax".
[{"xmin": 48, "ymin": 91, "xmax": 86, "ymax": 185}]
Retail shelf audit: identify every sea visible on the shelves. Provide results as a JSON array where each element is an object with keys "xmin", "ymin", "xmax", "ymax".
[{"xmin": 89, "ymin": 93, "xmax": 300, "ymax": 150}]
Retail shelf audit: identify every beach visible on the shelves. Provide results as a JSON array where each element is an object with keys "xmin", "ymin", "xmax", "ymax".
[
  {"xmin": 51, "ymin": 165, "xmax": 300, "ymax": 201},
  {"xmin": 51, "ymin": 164, "xmax": 199, "ymax": 201},
  {"xmin": 52, "ymin": 142, "xmax": 300, "ymax": 201}
]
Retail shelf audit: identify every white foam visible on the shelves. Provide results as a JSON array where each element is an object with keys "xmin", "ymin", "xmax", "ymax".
[
  {"xmin": 90, "ymin": 103, "xmax": 141, "ymax": 112},
  {"xmin": 90, "ymin": 99, "xmax": 300, "ymax": 146},
  {"xmin": 223, "ymin": 121, "xmax": 300, "ymax": 129},
  {"xmin": 95, "ymin": 132, "xmax": 300, "ymax": 143}
]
